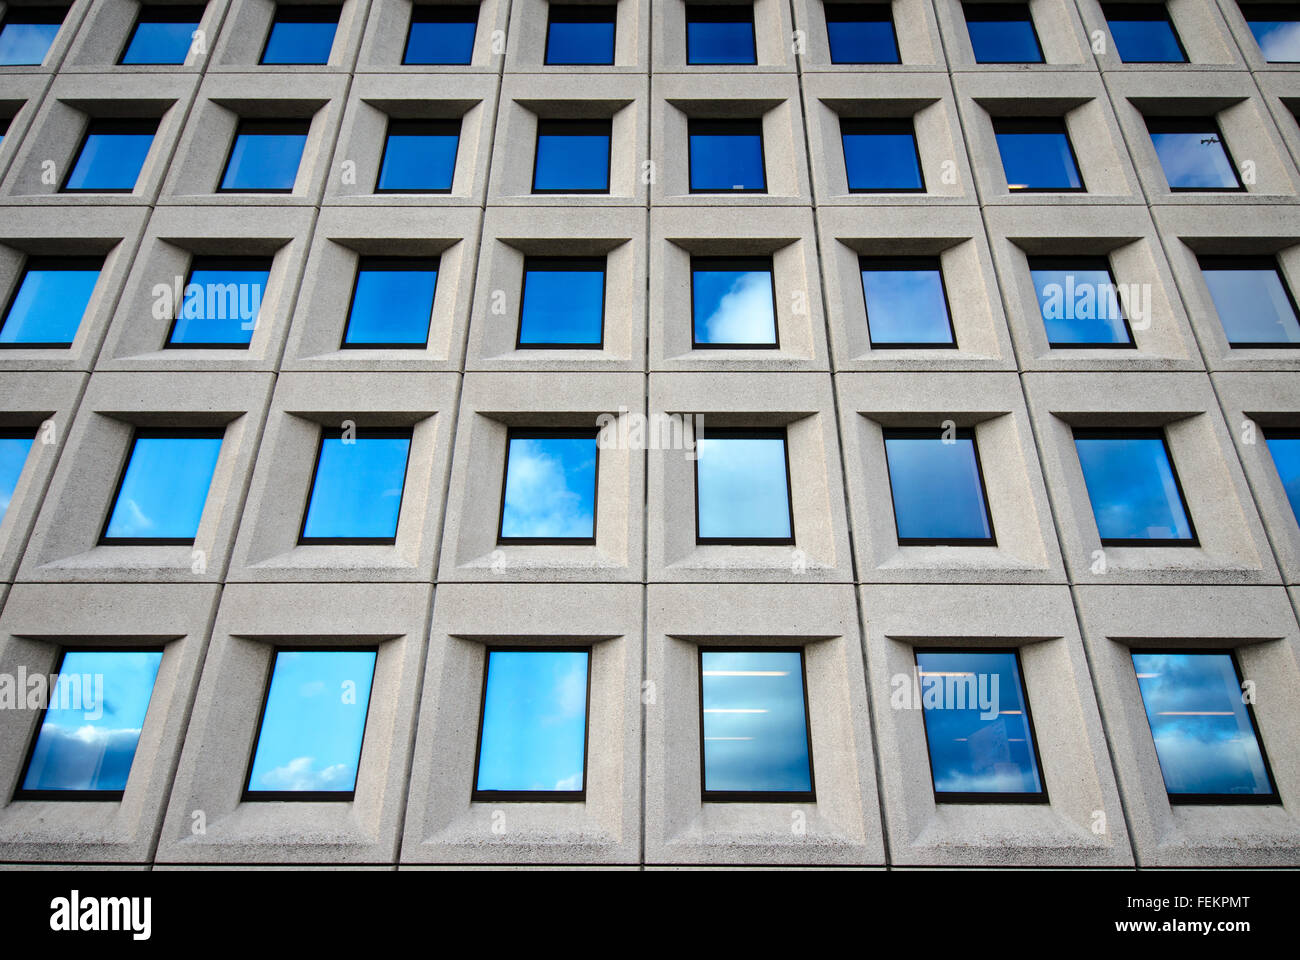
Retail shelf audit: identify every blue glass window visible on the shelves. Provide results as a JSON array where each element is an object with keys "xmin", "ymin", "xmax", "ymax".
[
  {"xmin": 499, "ymin": 431, "xmax": 598, "ymax": 541},
  {"xmin": 219, "ymin": 119, "xmax": 309, "ymax": 192},
  {"xmin": 1146, "ymin": 117, "xmax": 1242, "ymax": 191},
  {"xmin": 0, "ymin": 7, "xmax": 66, "ymax": 65},
  {"xmin": 0, "ymin": 257, "xmax": 101, "ymax": 347},
  {"xmin": 1102, "ymin": 3, "xmax": 1185, "ymax": 62},
  {"xmin": 686, "ymin": 4, "xmax": 755, "ymax": 64},
  {"xmin": 0, "ymin": 431, "xmax": 34, "ymax": 525},
  {"xmin": 1029, "ymin": 256, "xmax": 1134, "ymax": 347},
  {"xmin": 102, "ymin": 430, "xmax": 224, "ymax": 543},
  {"xmin": 532, "ymin": 119, "xmax": 611, "ymax": 193},
  {"xmin": 688, "ymin": 118, "xmax": 765, "ymax": 192},
  {"xmin": 824, "ymin": 2, "xmax": 899, "ymax": 64},
  {"xmin": 404, "ymin": 4, "xmax": 478, "ymax": 64},
  {"xmin": 119, "ymin": 4, "xmax": 203, "ymax": 64},
  {"xmin": 1198, "ymin": 256, "xmax": 1300, "ymax": 347},
  {"xmin": 343, "ymin": 257, "xmax": 438, "ymax": 348},
  {"xmin": 700, "ymin": 649, "xmax": 814, "ymax": 798},
  {"xmin": 695, "ymin": 430, "xmax": 793, "ymax": 543},
  {"xmin": 18, "ymin": 650, "xmax": 163, "ymax": 798},
  {"xmin": 692, "ymin": 256, "xmax": 777, "ymax": 347},
  {"xmin": 376, "ymin": 118, "xmax": 459, "ymax": 192},
  {"xmin": 884, "ymin": 429, "xmax": 995, "ymax": 544},
  {"xmin": 1132, "ymin": 651, "xmax": 1277, "ymax": 802},
  {"xmin": 474, "ymin": 649, "xmax": 590, "ymax": 797},
  {"xmin": 964, "ymin": 2, "xmax": 1043, "ymax": 63},
  {"xmin": 167, "ymin": 257, "xmax": 270, "ymax": 348},
  {"xmin": 518, "ymin": 257, "xmax": 605, "ymax": 347},
  {"xmin": 545, "ymin": 4, "xmax": 615, "ymax": 64},
  {"xmin": 1073, "ymin": 429, "xmax": 1196, "ymax": 545},
  {"xmin": 1264, "ymin": 430, "xmax": 1300, "ymax": 524},
  {"xmin": 245, "ymin": 649, "xmax": 376, "ymax": 798},
  {"xmin": 841, "ymin": 117, "xmax": 923, "ymax": 192},
  {"xmin": 62, "ymin": 119, "xmax": 157, "ymax": 192},
  {"xmin": 260, "ymin": 4, "xmax": 339, "ymax": 64},
  {"xmin": 1244, "ymin": 4, "xmax": 1300, "ymax": 63},
  {"xmin": 994, "ymin": 117, "xmax": 1084, "ymax": 191},
  {"xmin": 860, "ymin": 257, "xmax": 955, "ymax": 348},
  {"xmin": 300, "ymin": 429, "xmax": 412, "ymax": 543}
]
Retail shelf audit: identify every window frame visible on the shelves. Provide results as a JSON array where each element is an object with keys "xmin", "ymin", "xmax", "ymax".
[
  {"xmin": 1144, "ymin": 116, "xmax": 1245, "ymax": 193},
  {"xmin": 992, "ymin": 117, "xmax": 1087, "ymax": 193},
  {"xmin": 495, "ymin": 427, "xmax": 601, "ymax": 545},
  {"xmin": 116, "ymin": 3, "xmax": 206, "ymax": 65},
  {"xmin": 515, "ymin": 255, "xmax": 607, "ymax": 349},
  {"xmin": 840, "ymin": 117, "xmax": 925, "ymax": 194},
  {"xmin": 693, "ymin": 427, "xmax": 796, "ymax": 546},
  {"xmin": 1101, "ymin": 2, "xmax": 1188, "ymax": 63},
  {"xmin": 543, "ymin": 3, "xmax": 617, "ymax": 66},
  {"xmin": 374, "ymin": 117, "xmax": 461, "ymax": 194},
  {"xmin": 882, "ymin": 427, "xmax": 997, "ymax": 546},
  {"xmin": 163, "ymin": 254, "xmax": 273, "ymax": 350},
  {"xmin": 341, "ymin": 255, "xmax": 440, "ymax": 350},
  {"xmin": 0, "ymin": 254, "xmax": 104, "ymax": 350},
  {"xmin": 962, "ymin": 1, "xmax": 1044, "ymax": 63},
  {"xmin": 684, "ymin": 3, "xmax": 757, "ymax": 65},
  {"xmin": 217, "ymin": 118, "xmax": 310, "ymax": 195},
  {"xmin": 296, "ymin": 426, "xmax": 414, "ymax": 546},
  {"xmin": 858, "ymin": 255, "xmax": 958, "ymax": 350},
  {"xmin": 59, "ymin": 117, "xmax": 159, "ymax": 194},
  {"xmin": 403, "ymin": 3, "xmax": 480, "ymax": 65},
  {"xmin": 822, "ymin": 1, "xmax": 900, "ymax": 65},
  {"xmin": 689, "ymin": 254, "xmax": 779, "ymax": 350},
  {"xmin": 1027, "ymin": 255, "xmax": 1137, "ymax": 350},
  {"xmin": 97, "ymin": 427, "xmax": 225, "ymax": 546},
  {"xmin": 1196, "ymin": 254, "xmax": 1300, "ymax": 349},
  {"xmin": 257, "ymin": 3, "xmax": 341, "ymax": 66},
  {"xmin": 530, "ymin": 118, "xmax": 613, "ymax": 195},
  {"xmin": 686, "ymin": 117, "xmax": 768, "ymax": 194}
]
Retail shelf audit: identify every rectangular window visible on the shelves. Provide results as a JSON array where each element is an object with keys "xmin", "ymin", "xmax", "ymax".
[
  {"xmin": 1145, "ymin": 117, "xmax": 1243, "ymax": 191},
  {"xmin": 695, "ymin": 429, "xmax": 794, "ymax": 544},
  {"xmin": 260, "ymin": 4, "xmax": 339, "ymax": 64},
  {"xmin": 101, "ymin": 429, "xmax": 224, "ymax": 544},
  {"xmin": 166, "ymin": 256, "xmax": 270, "ymax": 348},
  {"xmin": 685, "ymin": 4, "xmax": 756, "ymax": 64},
  {"xmin": 17, "ymin": 649, "xmax": 163, "ymax": 800},
  {"xmin": 691, "ymin": 256, "xmax": 777, "ymax": 348},
  {"xmin": 0, "ymin": 116, "xmax": 8, "ymax": 146},
  {"xmin": 219, "ymin": 119, "xmax": 309, "ymax": 192},
  {"xmin": 1132, "ymin": 651, "xmax": 1277, "ymax": 803},
  {"xmin": 859, "ymin": 257, "xmax": 956, "ymax": 348},
  {"xmin": 884, "ymin": 429, "xmax": 995, "ymax": 545},
  {"xmin": 119, "ymin": 4, "xmax": 204, "ymax": 64},
  {"xmin": 841, "ymin": 117, "xmax": 923, "ymax": 192},
  {"xmin": 1029, "ymin": 256, "xmax": 1134, "ymax": 348},
  {"xmin": 824, "ymin": 2, "xmax": 899, "ymax": 64},
  {"xmin": 1243, "ymin": 3, "xmax": 1300, "ymax": 63},
  {"xmin": 62, "ymin": 118, "xmax": 158, "ymax": 193},
  {"xmin": 1073, "ymin": 429, "xmax": 1197, "ymax": 545},
  {"xmin": 916, "ymin": 649, "xmax": 1047, "ymax": 802},
  {"xmin": 498, "ymin": 430, "xmax": 598, "ymax": 542},
  {"xmin": 963, "ymin": 2, "xmax": 1043, "ymax": 63},
  {"xmin": 473, "ymin": 648, "xmax": 590, "ymax": 799},
  {"xmin": 699, "ymin": 648, "xmax": 814, "ymax": 800},
  {"xmin": 244, "ymin": 649, "xmax": 376, "ymax": 800},
  {"xmin": 0, "ymin": 6, "xmax": 66, "ymax": 65},
  {"xmin": 688, "ymin": 118, "xmax": 766, "ymax": 193},
  {"xmin": 993, "ymin": 117, "xmax": 1085, "ymax": 192},
  {"xmin": 343, "ymin": 256, "xmax": 438, "ymax": 348},
  {"xmin": 518, "ymin": 257, "xmax": 605, "ymax": 347},
  {"xmin": 1197, "ymin": 255, "xmax": 1300, "ymax": 347},
  {"xmin": 545, "ymin": 4, "xmax": 615, "ymax": 64},
  {"xmin": 1102, "ymin": 2, "xmax": 1186, "ymax": 62},
  {"xmin": 0, "ymin": 430, "xmax": 35, "ymax": 525},
  {"xmin": 0, "ymin": 256, "xmax": 102, "ymax": 348},
  {"xmin": 404, "ymin": 4, "xmax": 478, "ymax": 64},
  {"xmin": 299, "ymin": 428, "xmax": 412, "ymax": 543},
  {"xmin": 376, "ymin": 118, "xmax": 459, "ymax": 192},
  {"xmin": 532, "ymin": 119, "xmax": 611, "ymax": 193},
  {"xmin": 1264, "ymin": 430, "xmax": 1300, "ymax": 525}
]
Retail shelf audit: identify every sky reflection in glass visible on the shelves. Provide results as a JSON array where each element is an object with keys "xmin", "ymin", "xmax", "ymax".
[
  {"xmin": 689, "ymin": 120, "xmax": 765, "ymax": 191},
  {"xmin": 220, "ymin": 122, "xmax": 307, "ymax": 191},
  {"xmin": 545, "ymin": 5, "xmax": 615, "ymax": 64},
  {"xmin": 1074, "ymin": 432, "xmax": 1194, "ymax": 543},
  {"xmin": 1147, "ymin": 120, "xmax": 1241, "ymax": 190},
  {"xmin": 842, "ymin": 118, "xmax": 922, "ymax": 192},
  {"xmin": 1030, "ymin": 259, "xmax": 1132, "ymax": 346},
  {"xmin": 519, "ymin": 260, "xmax": 604, "ymax": 346},
  {"xmin": 995, "ymin": 120, "xmax": 1083, "ymax": 190},
  {"xmin": 824, "ymin": 3, "xmax": 898, "ymax": 64},
  {"xmin": 0, "ymin": 11, "xmax": 63, "ymax": 65},
  {"xmin": 695, "ymin": 434, "xmax": 792, "ymax": 541},
  {"xmin": 533, "ymin": 120, "xmax": 610, "ymax": 192},
  {"xmin": 1264, "ymin": 432, "xmax": 1300, "ymax": 524},
  {"xmin": 0, "ymin": 260, "xmax": 100, "ymax": 346},
  {"xmin": 103, "ymin": 434, "xmax": 222, "ymax": 542},
  {"xmin": 1245, "ymin": 7, "xmax": 1300, "ymax": 63},
  {"xmin": 860, "ymin": 260, "xmax": 954, "ymax": 346},
  {"xmin": 964, "ymin": 4, "xmax": 1042, "ymax": 63},
  {"xmin": 1200, "ymin": 259, "xmax": 1300, "ymax": 346},
  {"xmin": 692, "ymin": 259, "xmax": 776, "ymax": 346},
  {"xmin": 377, "ymin": 120, "xmax": 459, "ymax": 192},
  {"xmin": 500, "ymin": 434, "xmax": 597, "ymax": 540},
  {"xmin": 1103, "ymin": 3, "xmax": 1185, "ymax": 62},
  {"xmin": 300, "ymin": 433, "xmax": 410, "ymax": 541},
  {"xmin": 0, "ymin": 434, "xmax": 33, "ymax": 524},
  {"xmin": 120, "ymin": 6, "xmax": 202, "ymax": 64},
  {"xmin": 168, "ymin": 259, "xmax": 269, "ymax": 346},
  {"xmin": 344, "ymin": 259, "xmax": 437, "ymax": 347},
  {"xmin": 685, "ymin": 5, "xmax": 755, "ymax": 64},
  {"xmin": 885, "ymin": 432, "xmax": 993, "ymax": 543},
  {"xmin": 260, "ymin": 6, "xmax": 338, "ymax": 64},
  {"xmin": 404, "ymin": 5, "xmax": 477, "ymax": 64}
]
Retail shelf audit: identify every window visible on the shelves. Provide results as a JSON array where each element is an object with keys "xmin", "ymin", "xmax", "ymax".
[
  {"xmin": 688, "ymin": 118, "xmax": 766, "ymax": 193},
  {"xmin": 0, "ymin": 431, "xmax": 34, "ymax": 525},
  {"xmin": 376, "ymin": 118, "xmax": 459, "ymax": 192},
  {"xmin": 244, "ymin": 649, "xmax": 376, "ymax": 799},
  {"xmin": 963, "ymin": 2, "xmax": 1043, "ymax": 63},
  {"xmin": 518, "ymin": 257, "xmax": 605, "ymax": 347},
  {"xmin": 993, "ymin": 118, "xmax": 1085, "ymax": 192},
  {"xmin": 166, "ymin": 256, "xmax": 271, "ymax": 348},
  {"xmin": 1073, "ymin": 429, "xmax": 1196, "ymax": 545},
  {"xmin": 219, "ymin": 119, "xmax": 309, "ymax": 192},
  {"xmin": 859, "ymin": 257, "xmax": 955, "ymax": 348},
  {"xmin": 0, "ymin": 257, "xmax": 102, "ymax": 348},
  {"xmin": 1102, "ymin": 3, "xmax": 1185, "ymax": 63},
  {"xmin": 1242, "ymin": 3, "xmax": 1300, "ymax": 63},
  {"xmin": 498, "ymin": 430, "xmax": 598, "ymax": 542},
  {"xmin": 823, "ymin": 2, "xmax": 899, "ymax": 64},
  {"xmin": 1145, "ymin": 117, "xmax": 1243, "ymax": 191},
  {"xmin": 343, "ymin": 257, "xmax": 438, "ymax": 348},
  {"xmin": 699, "ymin": 649, "xmax": 814, "ymax": 800},
  {"xmin": 1264, "ymin": 430, "xmax": 1300, "ymax": 524},
  {"xmin": 916, "ymin": 649, "xmax": 1046, "ymax": 802},
  {"xmin": 16, "ymin": 649, "xmax": 163, "ymax": 799},
  {"xmin": 473, "ymin": 648, "xmax": 590, "ymax": 799},
  {"xmin": 532, "ymin": 119, "xmax": 611, "ymax": 193},
  {"xmin": 1198, "ymin": 256, "xmax": 1300, "ymax": 347},
  {"xmin": 404, "ymin": 4, "xmax": 478, "ymax": 64},
  {"xmin": 0, "ymin": 116, "xmax": 8, "ymax": 146},
  {"xmin": 685, "ymin": 4, "xmax": 756, "ymax": 64},
  {"xmin": 695, "ymin": 430, "xmax": 794, "ymax": 544},
  {"xmin": 545, "ymin": 4, "xmax": 615, "ymax": 65},
  {"xmin": 299, "ymin": 429, "xmax": 412, "ymax": 543},
  {"xmin": 101, "ymin": 430, "xmax": 223, "ymax": 544},
  {"xmin": 62, "ymin": 119, "xmax": 157, "ymax": 193},
  {"xmin": 1131, "ymin": 651, "xmax": 1277, "ymax": 803},
  {"xmin": 841, "ymin": 117, "xmax": 923, "ymax": 193},
  {"xmin": 0, "ymin": 6, "xmax": 66, "ymax": 65},
  {"xmin": 119, "ymin": 4, "xmax": 203, "ymax": 64},
  {"xmin": 260, "ymin": 4, "xmax": 339, "ymax": 65},
  {"xmin": 1029, "ymin": 256, "xmax": 1134, "ymax": 347},
  {"xmin": 691, "ymin": 256, "xmax": 777, "ymax": 348},
  {"xmin": 884, "ymin": 429, "xmax": 995, "ymax": 545}
]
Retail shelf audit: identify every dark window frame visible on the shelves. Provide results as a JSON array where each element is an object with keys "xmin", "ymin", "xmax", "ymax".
[
  {"xmin": 374, "ymin": 117, "xmax": 461, "ymax": 194},
  {"xmin": 962, "ymin": 1, "xmax": 1044, "ymax": 63},
  {"xmin": 882, "ymin": 427, "xmax": 998, "ymax": 546},
  {"xmin": 59, "ymin": 117, "xmax": 159, "ymax": 194},
  {"xmin": 0, "ymin": 254, "xmax": 104, "ymax": 350},
  {"xmin": 1072, "ymin": 426, "xmax": 1200, "ymax": 547},
  {"xmin": 544, "ymin": 3, "xmax": 617, "ymax": 65},
  {"xmin": 1196, "ymin": 253, "xmax": 1300, "ymax": 349},
  {"xmin": 116, "ymin": 4, "xmax": 207, "ymax": 65},
  {"xmin": 97, "ymin": 427, "xmax": 225, "ymax": 545},
  {"xmin": 693, "ymin": 427, "xmax": 797, "ymax": 546},
  {"xmin": 1144, "ymin": 115, "xmax": 1245, "ymax": 192},
  {"xmin": 684, "ymin": 3, "xmax": 757, "ymax": 65},
  {"xmin": 822, "ymin": 2, "xmax": 900, "ymax": 65},
  {"xmin": 258, "ymin": 3, "xmax": 341, "ymax": 65},
  {"xmin": 341, "ymin": 255, "xmax": 440, "ymax": 350},
  {"xmin": 516, "ymin": 255, "xmax": 607, "ymax": 350},
  {"xmin": 403, "ymin": 3, "xmax": 480, "ymax": 65},
  {"xmin": 689, "ymin": 254, "xmax": 780, "ymax": 350},
  {"xmin": 687, "ymin": 117, "xmax": 768, "ymax": 194},
  {"xmin": 530, "ymin": 118, "xmax": 613, "ymax": 195},
  {"xmin": 163, "ymin": 254, "xmax": 273, "ymax": 350},
  {"xmin": 496, "ymin": 427, "xmax": 601, "ymax": 545},
  {"xmin": 1101, "ymin": 2, "xmax": 1188, "ymax": 63},
  {"xmin": 858, "ymin": 255, "xmax": 958, "ymax": 350},
  {"xmin": 217, "ymin": 118, "xmax": 310, "ymax": 194},
  {"xmin": 992, "ymin": 116, "xmax": 1088, "ymax": 193},
  {"xmin": 1027, "ymin": 254, "xmax": 1137, "ymax": 350},
  {"xmin": 840, "ymin": 116, "xmax": 925, "ymax": 194},
  {"xmin": 296, "ymin": 425, "xmax": 414, "ymax": 545}
]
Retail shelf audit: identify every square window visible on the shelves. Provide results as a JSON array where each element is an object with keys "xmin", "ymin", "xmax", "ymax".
[
  {"xmin": 119, "ymin": 4, "xmax": 204, "ymax": 64},
  {"xmin": 1264, "ymin": 430, "xmax": 1300, "ymax": 525},
  {"xmin": 695, "ymin": 430, "xmax": 794, "ymax": 544},
  {"xmin": 1131, "ymin": 651, "xmax": 1277, "ymax": 803},
  {"xmin": 823, "ymin": 2, "xmax": 899, "ymax": 64},
  {"xmin": 545, "ymin": 4, "xmax": 615, "ymax": 65},
  {"xmin": 473, "ymin": 648, "xmax": 590, "ymax": 799},
  {"xmin": 166, "ymin": 256, "xmax": 271, "ymax": 348},
  {"xmin": 1145, "ymin": 117, "xmax": 1243, "ymax": 191},
  {"xmin": 963, "ymin": 2, "xmax": 1043, "ymax": 63},
  {"xmin": 498, "ymin": 430, "xmax": 598, "ymax": 542},
  {"xmin": 404, "ymin": 4, "xmax": 478, "ymax": 64},
  {"xmin": 1243, "ymin": 3, "xmax": 1300, "ymax": 63},
  {"xmin": 0, "ymin": 6, "xmax": 66, "ymax": 65},
  {"xmin": 1073, "ymin": 429, "xmax": 1197, "ymax": 545},
  {"xmin": 841, "ymin": 117, "xmax": 924, "ymax": 192},
  {"xmin": 518, "ymin": 257, "xmax": 605, "ymax": 347},
  {"xmin": 343, "ymin": 256, "xmax": 438, "ymax": 348},
  {"xmin": 883, "ymin": 429, "xmax": 995, "ymax": 545},
  {"xmin": 219, "ymin": 119, "xmax": 309, "ymax": 192},
  {"xmin": 101, "ymin": 429, "xmax": 224, "ymax": 544},
  {"xmin": 1029, "ymin": 256, "xmax": 1135, "ymax": 347},
  {"xmin": 0, "ymin": 430, "xmax": 35, "ymax": 525},
  {"xmin": 532, "ymin": 119, "xmax": 611, "ymax": 193},
  {"xmin": 244, "ymin": 649, "xmax": 377, "ymax": 799},
  {"xmin": 260, "ymin": 4, "xmax": 339, "ymax": 64},
  {"xmin": 61, "ymin": 118, "xmax": 158, "ymax": 193},
  {"xmin": 691, "ymin": 256, "xmax": 777, "ymax": 348},
  {"xmin": 688, "ymin": 118, "xmax": 766, "ymax": 192},
  {"xmin": 16, "ymin": 649, "xmax": 163, "ymax": 799},
  {"xmin": 299, "ymin": 428, "xmax": 412, "ymax": 543},
  {"xmin": 699, "ymin": 648, "xmax": 814, "ymax": 800},
  {"xmin": 859, "ymin": 257, "xmax": 956, "ymax": 348},
  {"xmin": 1102, "ymin": 2, "xmax": 1186, "ymax": 63},
  {"xmin": 993, "ymin": 118, "xmax": 1085, "ymax": 192},
  {"xmin": 0, "ymin": 256, "xmax": 102, "ymax": 348},
  {"xmin": 376, "ymin": 118, "xmax": 459, "ymax": 192},
  {"xmin": 685, "ymin": 4, "xmax": 756, "ymax": 64},
  {"xmin": 1197, "ymin": 255, "xmax": 1300, "ymax": 347}
]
